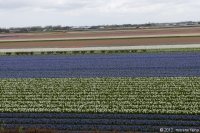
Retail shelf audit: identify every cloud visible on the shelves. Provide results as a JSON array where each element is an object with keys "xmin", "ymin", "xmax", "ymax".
[
  {"xmin": 0, "ymin": 0, "xmax": 197, "ymax": 11},
  {"xmin": 0, "ymin": 0, "xmax": 95, "ymax": 10},
  {"xmin": 0, "ymin": 0, "xmax": 200, "ymax": 27},
  {"xmin": 0, "ymin": 0, "xmax": 200, "ymax": 13}
]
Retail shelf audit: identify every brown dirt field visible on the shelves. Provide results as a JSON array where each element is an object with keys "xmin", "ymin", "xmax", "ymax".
[
  {"xmin": 0, "ymin": 36, "xmax": 200, "ymax": 49},
  {"xmin": 1, "ymin": 27, "xmax": 200, "ymax": 40}
]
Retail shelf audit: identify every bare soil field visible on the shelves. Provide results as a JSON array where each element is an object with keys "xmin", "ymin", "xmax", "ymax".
[
  {"xmin": 0, "ymin": 36, "xmax": 200, "ymax": 49},
  {"xmin": 1, "ymin": 27, "xmax": 200, "ymax": 49},
  {"xmin": 1, "ymin": 27, "xmax": 200, "ymax": 41}
]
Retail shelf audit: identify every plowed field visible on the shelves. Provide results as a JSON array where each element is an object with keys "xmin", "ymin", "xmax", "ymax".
[
  {"xmin": 0, "ymin": 36, "xmax": 200, "ymax": 49},
  {"xmin": 1, "ymin": 27, "xmax": 200, "ymax": 40},
  {"xmin": 1, "ymin": 27, "xmax": 200, "ymax": 49}
]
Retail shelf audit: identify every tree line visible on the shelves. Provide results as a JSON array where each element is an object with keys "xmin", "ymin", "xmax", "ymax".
[{"xmin": 1, "ymin": 21, "xmax": 200, "ymax": 33}]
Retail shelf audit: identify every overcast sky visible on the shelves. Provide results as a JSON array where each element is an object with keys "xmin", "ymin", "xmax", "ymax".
[{"xmin": 0, "ymin": 0, "xmax": 200, "ymax": 28}]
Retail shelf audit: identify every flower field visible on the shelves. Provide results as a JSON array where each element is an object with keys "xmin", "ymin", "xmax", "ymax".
[
  {"xmin": 1, "ymin": 113, "xmax": 200, "ymax": 132},
  {"xmin": 1, "ymin": 77, "xmax": 200, "ymax": 132},
  {"xmin": 0, "ymin": 53, "xmax": 200, "ymax": 78},
  {"xmin": 0, "ymin": 78, "xmax": 200, "ymax": 114},
  {"xmin": 0, "ymin": 52, "xmax": 200, "ymax": 132}
]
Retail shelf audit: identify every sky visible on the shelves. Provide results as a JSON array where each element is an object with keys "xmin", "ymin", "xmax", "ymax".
[{"xmin": 0, "ymin": 0, "xmax": 200, "ymax": 28}]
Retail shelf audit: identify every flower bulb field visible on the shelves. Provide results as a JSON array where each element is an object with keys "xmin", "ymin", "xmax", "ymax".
[
  {"xmin": 0, "ymin": 50, "xmax": 200, "ymax": 132},
  {"xmin": 0, "ymin": 53, "xmax": 200, "ymax": 78}
]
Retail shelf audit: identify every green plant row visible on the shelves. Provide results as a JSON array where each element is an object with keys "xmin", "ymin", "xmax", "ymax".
[
  {"xmin": 0, "ymin": 77, "xmax": 200, "ymax": 114},
  {"xmin": 1, "ymin": 48, "xmax": 200, "ymax": 56}
]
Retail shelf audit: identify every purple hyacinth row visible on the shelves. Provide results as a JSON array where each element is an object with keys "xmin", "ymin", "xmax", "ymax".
[
  {"xmin": 1, "ymin": 113, "xmax": 200, "ymax": 132},
  {"xmin": 2, "ymin": 124, "xmax": 200, "ymax": 132},
  {"xmin": 1, "ymin": 118, "xmax": 200, "ymax": 126},
  {"xmin": 1, "ymin": 113, "xmax": 200, "ymax": 121},
  {"xmin": 0, "ymin": 53, "xmax": 200, "ymax": 78}
]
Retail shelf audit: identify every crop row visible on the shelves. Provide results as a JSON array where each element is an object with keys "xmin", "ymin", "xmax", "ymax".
[
  {"xmin": 0, "ymin": 53, "xmax": 200, "ymax": 78},
  {"xmin": 1, "ymin": 69, "xmax": 200, "ymax": 78},
  {"xmin": 1, "ymin": 113, "xmax": 200, "ymax": 132},
  {"xmin": 0, "ymin": 49, "xmax": 150, "ymax": 56},
  {"xmin": 1, "ymin": 113, "xmax": 200, "ymax": 121},
  {"xmin": 2, "ymin": 48, "xmax": 200, "ymax": 57},
  {"xmin": 1, "ymin": 118, "xmax": 200, "ymax": 126},
  {"xmin": 0, "ymin": 77, "xmax": 200, "ymax": 114}
]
